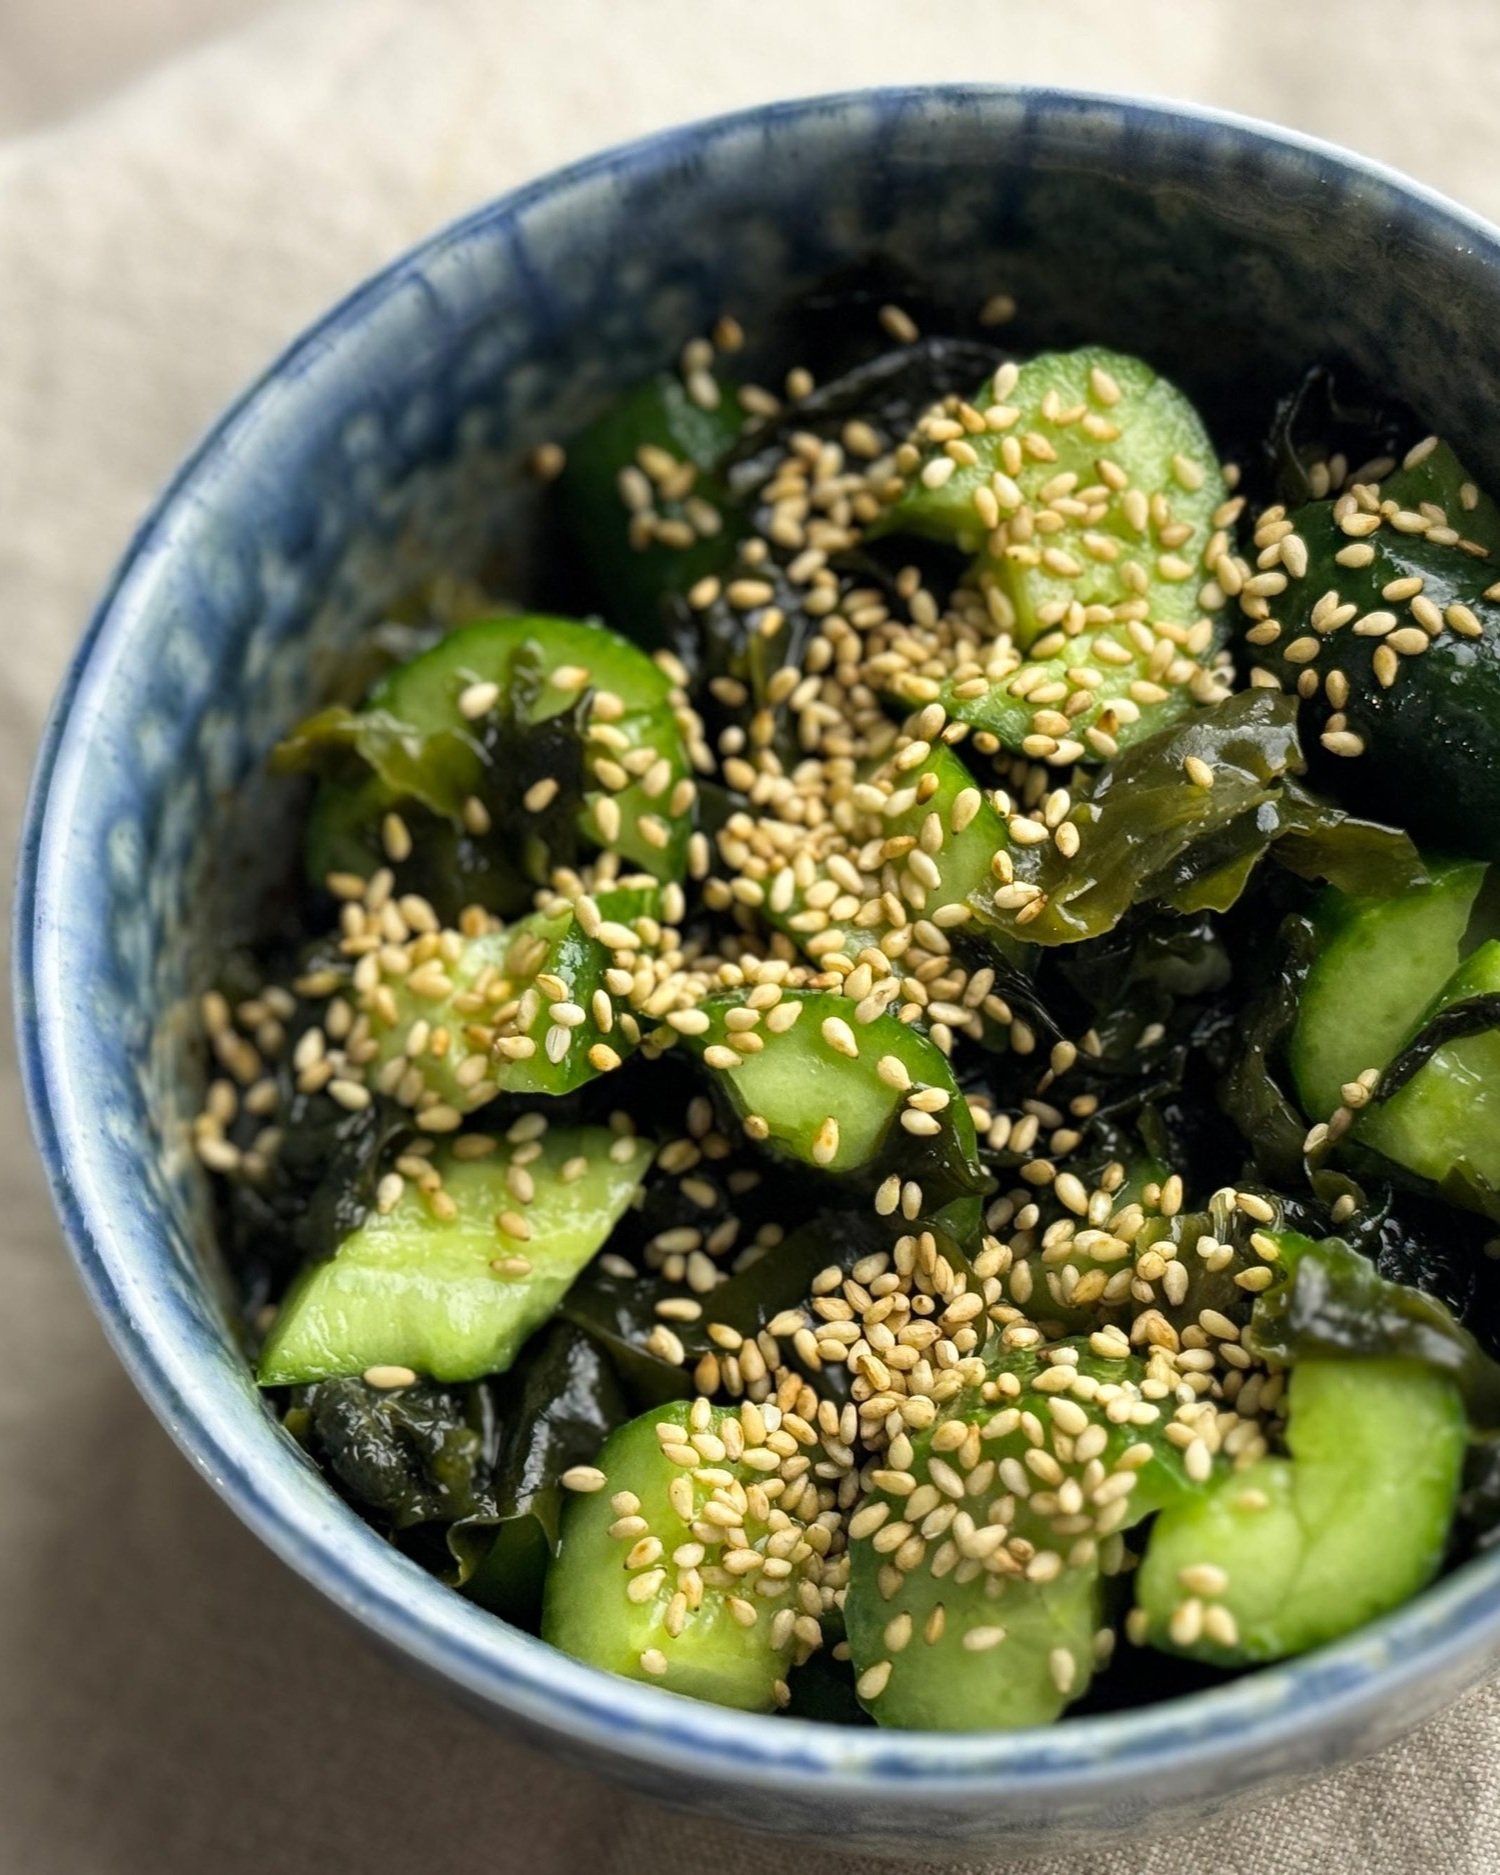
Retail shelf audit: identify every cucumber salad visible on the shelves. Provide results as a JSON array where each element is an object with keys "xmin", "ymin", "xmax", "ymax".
[{"xmin": 197, "ymin": 299, "xmax": 1500, "ymax": 1729}]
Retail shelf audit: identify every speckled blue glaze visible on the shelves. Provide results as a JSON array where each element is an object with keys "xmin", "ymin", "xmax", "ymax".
[{"xmin": 17, "ymin": 89, "xmax": 1500, "ymax": 1859}]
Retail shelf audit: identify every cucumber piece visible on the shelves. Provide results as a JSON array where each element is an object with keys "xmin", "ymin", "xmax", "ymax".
[
  {"xmin": 938, "ymin": 618, "xmax": 1212, "ymax": 762},
  {"xmin": 306, "ymin": 614, "xmax": 694, "ymax": 894},
  {"xmin": 258, "ymin": 1127, "xmax": 651, "ymax": 1386},
  {"xmin": 738, "ymin": 738, "xmax": 1023, "ymax": 975},
  {"xmin": 843, "ymin": 1348, "xmax": 1200, "ymax": 1728},
  {"xmin": 362, "ymin": 886, "xmax": 659, "ymax": 1114},
  {"xmin": 1016, "ymin": 1156, "xmax": 1170, "ymax": 1334},
  {"xmin": 1135, "ymin": 1355, "xmax": 1464, "ymax": 1665},
  {"xmin": 1289, "ymin": 859, "xmax": 1487, "ymax": 1121},
  {"xmin": 542, "ymin": 1399, "xmax": 818, "ymax": 1710},
  {"xmin": 558, "ymin": 371, "xmax": 743, "ymax": 641},
  {"xmin": 873, "ymin": 346, "xmax": 1225, "ymax": 759},
  {"xmin": 1241, "ymin": 440, "xmax": 1500, "ymax": 860},
  {"xmin": 1361, "ymin": 938, "xmax": 1500, "ymax": 1209},
  {"xmin": 679, "ymin": 987, "xmax": 984, "ymax": 1202}
]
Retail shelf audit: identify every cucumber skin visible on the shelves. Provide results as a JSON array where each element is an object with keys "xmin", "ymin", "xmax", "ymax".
[
  {"xmin": 557, "ymin": 372, "xmax": 743, "ymax": 643},
  {"xmin": 1361, "ymin": 937, "xmax": 1500, "ymax": 1206},
  {"xmin": 257, "ymin": 1131, "xmax": 651, "ymax": 1387},
  {"xmin": 1288, "ymin": 859, "xmax": 1486, "ymax": 1122},
  {"xmin": 1135, "ymin": 1357, "xmax": 1465, "ymax": 1665},
  {"xmin": 542, "ymin": 1403, "xmax": 794, "ymax": 1712},
  {"xmin": 1243, "ymin": 442, "xmax": 1500, "ymax": 861}
]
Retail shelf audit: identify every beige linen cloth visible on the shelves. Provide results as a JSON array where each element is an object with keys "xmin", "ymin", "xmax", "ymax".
[{"xmin": 7, "ymin": 3, "xmax": 1500, "ymax": 1869}]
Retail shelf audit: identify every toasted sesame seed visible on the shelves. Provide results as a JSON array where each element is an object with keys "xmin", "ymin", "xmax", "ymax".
[
  {"xmin": 560, "ymin": 1465, "xmax": 608, "ymax": 1493},
  {"xmin": 821, "ymin": 1015, "xmax": 859, "ymax": 1059},
  {"xmin": 920, "ymin": 457, "xmax": 957, "ymax": 491},
  {"xmin": 1447, "ymin": 602, "xmax": 1484, "ymax": 638},
  {"xmin": 363, "ymin": 1365, "xmax": 417, "ymax": 1390},
  {"xmin": 856, "ymin": 1661, "xmax": 893, "ymax": 1700},
  {"xmin": 458, "ymin": 680, "xmax": 500, "ymax": 720},
  {"xmin": 879, "ymin": 303, "xmax": 920, "ymax": 344}
]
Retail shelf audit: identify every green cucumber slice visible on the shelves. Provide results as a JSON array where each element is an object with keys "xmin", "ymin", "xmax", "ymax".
[
  {"xmin": 843, "ymin": 1347, "xmax": 1200, "ymax": 1728},
  {"xmin": 1289, "ymin": 859, "xmax": 1487, "ymax": 1121},
  {"xmin": 1241, "ymin": 440, "xmax": 1500, "ymax": 861},
  {"xmin": 362, "ymin": 886, "xmax": 659, "ymax": 1114},
  {"xmin": 298, "ymin": 614, "xmax": 694, "ymax": 896},
  {"xmin": 679, "ymin": 987, "xmax": 984, "ymax": 1202},
  {"xmin": 258, "ymin": 1127, "xmax": 651, "ymax": 1386},
  {"xmin": 542, "ymin": 1399, "xmax": 818, "ymax": 1710},
  {"xmin": 1361, "ymin": 937, "xmax": 1500, "ymax": 1208},
  {"xmin": 1135, "ymin": 1355, "xmax": 1464, "ymax": 1664},
  {"xmin": 744, "ymin": 738, "xmax": 1023, "ymax": 977},
  {"xmin": 873, "ymin": 346, "xmax": 1225, "ymax": 759},
  {"xmin": 558, "ymin": 370, "xmax": 743, "ymax": 641}
]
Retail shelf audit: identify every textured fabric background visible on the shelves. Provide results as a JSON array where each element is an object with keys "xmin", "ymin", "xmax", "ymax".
[{"xmin": 4, "ymin": 4, "xmax": 1499, "ymax": 1869}]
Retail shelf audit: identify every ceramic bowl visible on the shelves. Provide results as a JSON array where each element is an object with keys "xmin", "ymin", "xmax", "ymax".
[{"xmin": 18, "ymin": 88, "xmax": 1500, "ymax": 1860}]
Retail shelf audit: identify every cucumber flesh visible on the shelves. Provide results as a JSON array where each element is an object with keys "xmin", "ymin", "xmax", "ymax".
[
  {"xmin": 1135, "ymin": 1356, "xmax": 1464, "ymax": 1664},
  {"xmin": 258, "ymin": 1127, "xmax": 651, "ymax": 1386},
  {"xmin": 1362, "ymin": 937, "xmax": 1500, "ymax": 1205},
  {"xmin": 842, "ymin": 1347, "xmax": 1200, "ymax": 1728},
  {"xmin": 363, "ymin": 886, "xmax": 659, "ymax": 1113},
  {"xmin": 542, "ymin": 1400, "xmax": 814, "ymax": 1710},
  {"xmin": 873, "ymin": 346, "xmax": 1225, "ymax": 759},
  {"xmin": 942, "ymin": 620, "xmax": 1205, "ymax": 761},
  {"xmin": 746, "ymin": 738, "xmax": 1023, "ymax": 975},
  {"xmin": 846, "ymin": 1530, "xmax": 1104, "ymax": 1730},
  {"xmin": 1289, "ymin": 859, "xmax": 1486, "ymax": 1122},
  {"xmin": 680, "ymin": 987, "xmax": 983, "ymax": 1199}
]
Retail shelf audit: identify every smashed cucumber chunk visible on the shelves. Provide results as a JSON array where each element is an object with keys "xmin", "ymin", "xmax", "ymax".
[
  {"xmin": 1013, "ymin": 1156, "xmax": 1170, "ymax": 1335},
  {"xmin": 843, "ymin": 1348, "xmax": 1203, "ymax": 1728},
  {"xmin": 877, "ymin": 347, "xmax": 1223, "ymax": 636},
  {"xmin": 362, "ymin": 886, "xmax": 659, "ymax": 1113},
  {"xmin": 258, "ymin": 1128, "xmax": 651, "ymax": 1386},
  {"xmin": 934, "ymin": 618, "xmax": 1214, "ymax": 764},
  {"xmin": 558, "ymin": 370, "xmax": 743, "ymax": 641},
  {"xmin": 744, "ymin": 738, "xmax": 1024, "ymax": 974},
  {"xmin": 1289, "ymin": 859, "xmax": 1486, "ymax": 1121},
  {"xmin": 1361, "ymin": 938, "xmax": 1500, "ymax": 1214},
  {"xmin": 679, "ymin": 987, "xmax": 984, "ymax": 1202},
  {"xmin": 298, "ymin": 614, "xmax": 694, "ymax": 893},
  {"xmin": 1242, "ymin": 440, "xmax": 1500, "ymax": 859},
  {"xmin": 874, "ymin": 346, "xmax": 1225, "ymax": 758},
  {"xmin": 1136, "ymin": 1355, "xmax": 1463, "ymax": 1665},
  {"xmin": 542, "ymin": 1400, "xmax": 817, "ymax": 1710},
  {"xmin": 1135, "ymin": 1230, "xmax": 1469, "ymax": 1665}
]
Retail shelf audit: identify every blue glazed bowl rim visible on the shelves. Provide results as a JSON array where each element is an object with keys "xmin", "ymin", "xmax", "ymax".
[{"xmin": 17, "ymin": 84, "xmax": 1500, "ymax": 1798}]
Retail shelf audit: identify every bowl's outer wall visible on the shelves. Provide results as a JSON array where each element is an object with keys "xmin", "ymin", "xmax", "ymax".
[{"xmin": 18, "ymin": 88, "xmax": 1500, "ymax": 1857}]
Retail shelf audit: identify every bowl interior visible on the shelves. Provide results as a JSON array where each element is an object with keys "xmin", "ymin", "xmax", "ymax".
[{"xmin": 20, "ymin": 88, "xmax": 1500, "ymax": 1852}]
